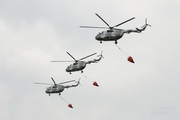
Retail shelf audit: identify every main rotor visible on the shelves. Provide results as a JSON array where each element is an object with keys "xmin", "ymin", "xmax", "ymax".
[
  {"xmin": 80, "ymin": 13, "xmax": 135, "ymax": 30},
  {"xmin": 51, "ymin": 52, "xmax": 97, "ymax": 63},
  {"xmin": 34, "ymin": 77, "xmax": 76, "ymax": 86}
]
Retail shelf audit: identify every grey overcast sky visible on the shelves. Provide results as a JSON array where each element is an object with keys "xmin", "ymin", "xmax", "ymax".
[{"xmin": 0, "ymin": 0, "xmax": 180, "ymax": 120}]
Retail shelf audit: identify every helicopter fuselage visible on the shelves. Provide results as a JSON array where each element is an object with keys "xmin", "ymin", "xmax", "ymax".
[
  {"xmin": 46, "ymin": 85, "xmax": 64, "ymax": 94},
  {"xmin": 81, "ymin": 13, "xmax": 150, "ymax": 44},
  {"xmin": 66, "ymin": 61, "xmax": 86, "ymax": 73},
  {"xmin": 95, "ymin": 29, "xmax": 124, "ymax": 42}
]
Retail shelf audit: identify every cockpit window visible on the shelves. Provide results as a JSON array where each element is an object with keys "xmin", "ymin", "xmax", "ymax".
[
  {"xmin": 73, "ymin": 62, "xmax": 78, "ymax": 65},
  {"xmin": 107, "ymin": 30, "xmax": 113, "ymax": 32}
]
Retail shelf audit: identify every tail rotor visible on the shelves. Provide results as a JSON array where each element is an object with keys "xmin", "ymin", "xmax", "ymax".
[
  {"xmin": 76, "ymin": 78, "xmax": 81, "ymax": 86},
  {"xmin": 141, "ymin": 18, "xmax": 151, "ymax": 28},
  {"xmin": 97, "ymin": 50, "xmax": 104, "ymax": 59},
  {"xmin": 136, "ymin": 18, "xmax": 151, "ymax": 32}
]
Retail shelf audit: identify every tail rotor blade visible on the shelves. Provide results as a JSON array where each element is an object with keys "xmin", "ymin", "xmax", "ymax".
[
  {"xmin": 141, "ymin": 18, "xmax": 151, "ymax": 28},
  {"xmin": 75, "ymin": 78, "xmax": 81, "ymax": 85},
  {"xmin": 97, "ymin": 50, "xmax": 104, "ymax": 58},
  {"xmin": 145, "ymin": 18, "xmax": 151, "ymax": 27}
]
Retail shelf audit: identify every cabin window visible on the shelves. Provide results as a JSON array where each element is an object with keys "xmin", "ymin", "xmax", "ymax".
[{"xmin": 107, "ymin": 30, "xmax": 113, "ymax": 32}]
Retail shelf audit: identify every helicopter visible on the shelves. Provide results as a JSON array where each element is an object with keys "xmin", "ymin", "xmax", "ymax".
[
  {"xmin": 51, "ymin": 51, "xmax": 103, "ymax": 74},
  {"xmin": 34, "ymin": 77, "xmax": 80, "ymax": 96},
  {"xmin": 80, "ymin": 13, "xmax": 151, "ymax": 44}
]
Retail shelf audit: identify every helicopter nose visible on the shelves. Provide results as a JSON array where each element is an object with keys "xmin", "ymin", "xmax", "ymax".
[
  {"xmin": 66, "ymin": 67, "xmax": 69, "ymax": 72},
  {"xmin": 95, "ymin": 34, "xmax": 101, "ymax": 40},
  {"xmin": 45, "ymin": 89, "xmax": 49, "ymax": 93}
]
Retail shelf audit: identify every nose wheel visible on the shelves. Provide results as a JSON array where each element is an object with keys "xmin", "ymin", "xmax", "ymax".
[
  {"xmin": 100, "ymin": 41, "xmax": 102, "ymax": 43},
  {"xmin": 81, "ymin": 71, "xmax": 83, "ymax": 73},
  {"xmin": 115, "ymin": 41, "xmax": 118, "ymax": 44}
]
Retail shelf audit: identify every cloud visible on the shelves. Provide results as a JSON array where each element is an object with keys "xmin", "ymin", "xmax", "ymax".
[
  {"xmin": 0, "ymin": 83, "xmax": 11, "ymax": 120},
  {"xmin": 0, "ymin": 0, "xmax": 180, "ymax": 120}
]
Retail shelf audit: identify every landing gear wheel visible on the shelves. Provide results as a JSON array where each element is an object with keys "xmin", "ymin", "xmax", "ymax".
[
  {"xmin": 81, "ymin": 71, "xmax": 83, "ymax": 73},
  {"xmin": 115, "ymin": 41, "xmax": 118, "ymax": 44},
  {"xmin": 100, "ymin": 41, "xmax": 102, "ymax": 44}
]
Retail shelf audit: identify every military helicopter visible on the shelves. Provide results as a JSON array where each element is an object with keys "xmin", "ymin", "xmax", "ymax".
[
  {"xmin": 34, "ymin": 77, "xmax": 80, "ymax": 96},
  {"xmin": 51, "ymin": 51, "xmax": 103, "ymax": 74},
  {"xmin": 80, "ymin": 13, "xmax": 151, "ymax": 44}
]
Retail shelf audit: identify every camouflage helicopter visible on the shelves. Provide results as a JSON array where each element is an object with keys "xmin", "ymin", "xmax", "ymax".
[
  {"xmin": 51, "ymin": 51, "xmax": 103, "ymax": 74},
  {"xmin": 34, "ymin": 77, "xmax": 80, "ymax": 96},
  {"xmin": 80, "ymin": 13, "xmax": 151, "ymax": 44}
]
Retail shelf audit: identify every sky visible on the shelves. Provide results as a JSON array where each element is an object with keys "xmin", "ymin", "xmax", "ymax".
[{"xmin": 0, "ymin": 0, "xmax": 180, "ymax": 120}]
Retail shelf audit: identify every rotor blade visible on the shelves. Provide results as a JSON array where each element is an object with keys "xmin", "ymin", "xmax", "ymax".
[
  {"xmin": 66, "ymin": 52, "xmax": 77, "ymax": 61},
  {"xmin": 51, "ymin": 61, "xmax": 74, "ymax": 62},
  {"xmin": 34, "ymin": 82, "xmax": 53, "ymax": 85},
  {"xmin": 113, "ymin": 17, "xmax": 135, "ymax": 28},
  {"xmin": 79, "ymin": 53, "xmax": 97, "ymax": 60},
  {"xmin": 58, "ymin": 80, "xmax": 76, "ymax": 84},
  {"xmin": 95, "ymin": 13, "xmax": 111, "ymax": 28},
  {"xmin": 51, "ymin": 77, "xmax": 56, "ymax": 85},
  {"xmin": 80, "ymin": 26, "xmax": 109, "ymax": 29}
]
